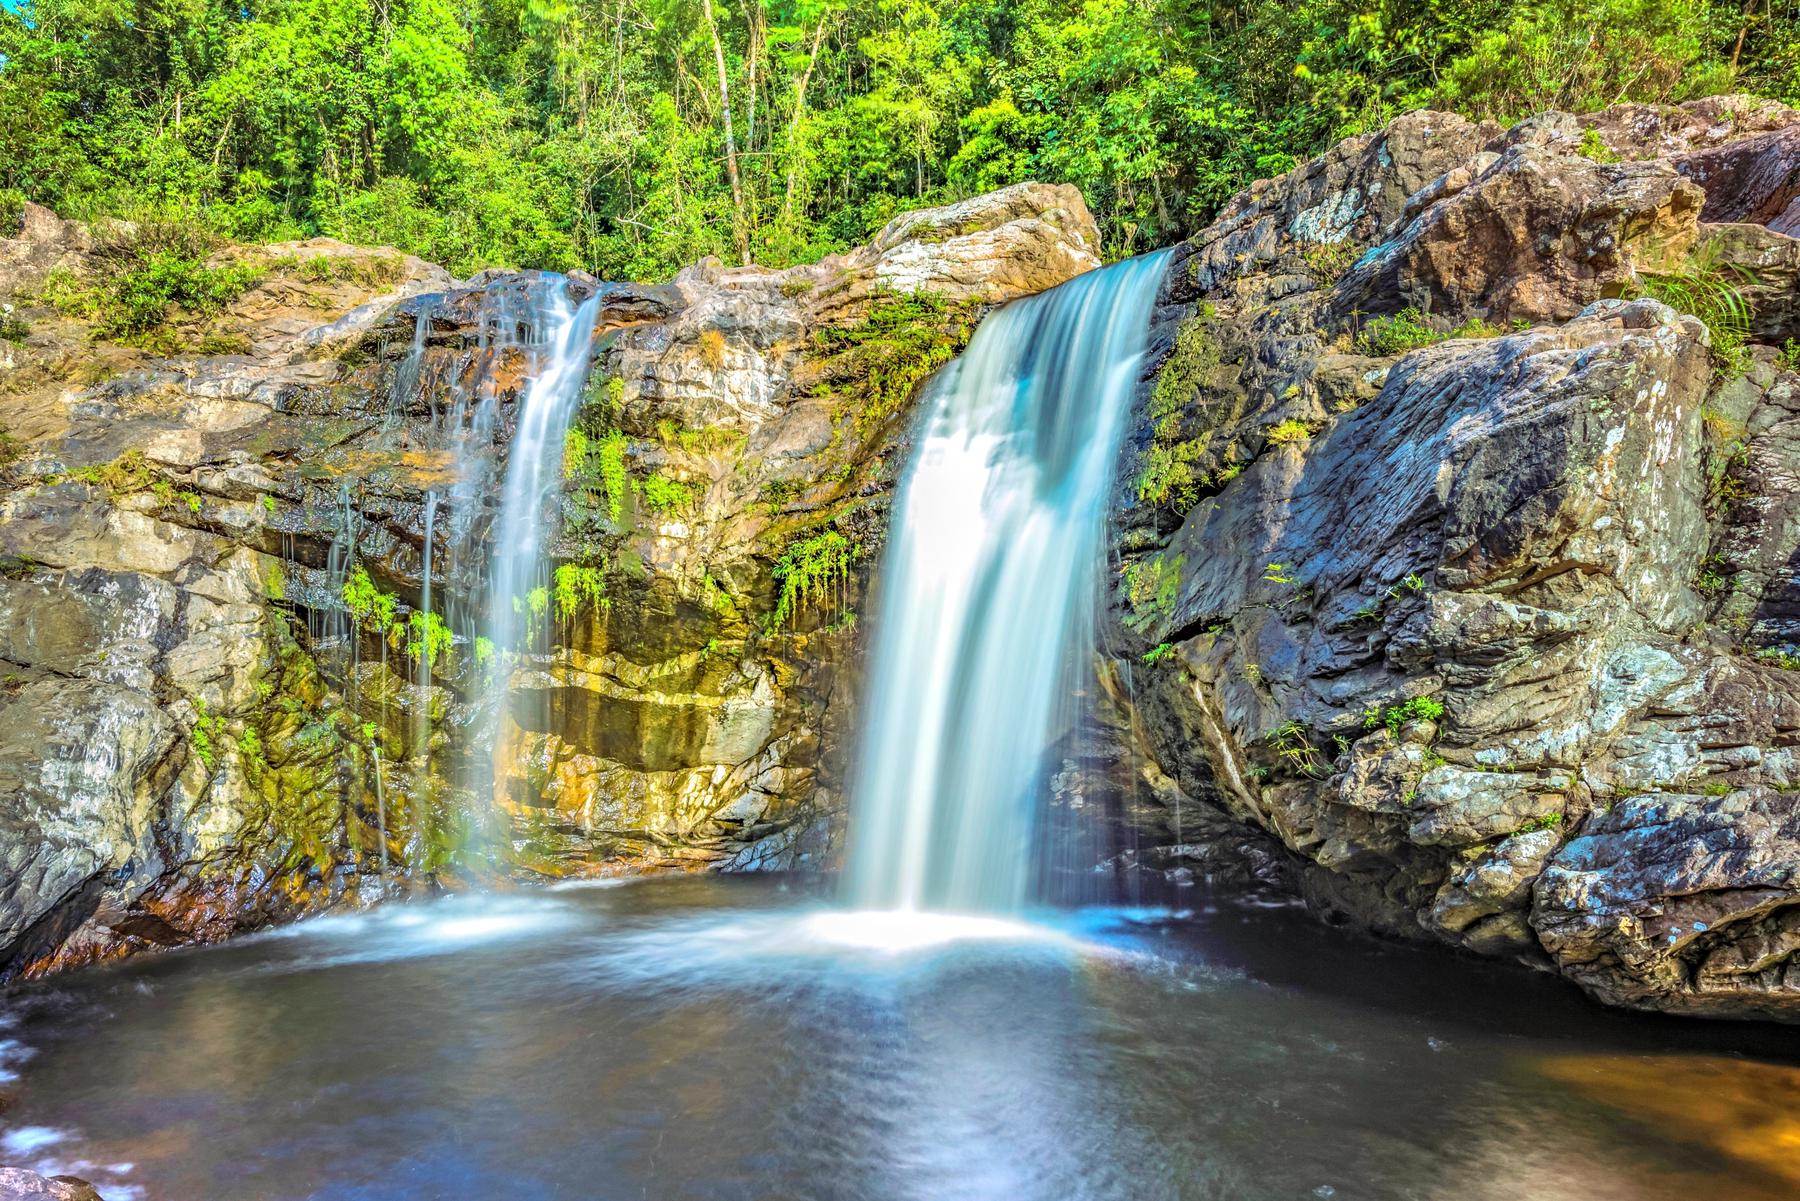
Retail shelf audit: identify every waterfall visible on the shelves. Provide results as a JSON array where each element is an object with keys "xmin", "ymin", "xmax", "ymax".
[
  {"xmin": 845, "ymin": 250, "xmax": 1170, "ymax": 914},
  {"xmin": 480, "ymin": 280, "xmax": 601, "ymax": 801},
  {"xmin": 415, "ymin": 488, "xmax": 437, "ymax": 781}
]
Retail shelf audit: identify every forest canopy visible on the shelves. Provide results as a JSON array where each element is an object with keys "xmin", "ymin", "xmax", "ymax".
[{"xmin": 2, "ymin": 0, "xmax": 1797, "ymax": 279}]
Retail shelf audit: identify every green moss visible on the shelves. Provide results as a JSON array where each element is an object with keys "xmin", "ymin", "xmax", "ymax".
[
  {"xmin": 1122, "ymin": 552, "xmax": 1184, "ymax": 634},
  {"xmin": 809, "ymin": 290, "xmax": 974, "ymax": 432},
  {"xmin": 1577, "ymin": 128, "xmax": 1622, "ymax": 164},
  {"xmin": 1137, "ymin": 313, "xmax": 1220, "ymax": 510},
  {"xmin": 656, "ymin": 418, "xmax": 744, "ymax": 454}
]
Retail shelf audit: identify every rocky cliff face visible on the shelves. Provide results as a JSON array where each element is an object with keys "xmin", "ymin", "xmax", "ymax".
[
  {"xmin": 0, "ymin": 184, "xmax": 1099, "ymax": 976},
  {"xmin": 1110, "ymin": 96, "xmax": 1800, "ymax": 1020}
]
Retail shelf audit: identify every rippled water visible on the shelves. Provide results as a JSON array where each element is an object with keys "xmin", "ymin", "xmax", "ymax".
[{"xmin": 2, "ymin": 878, "xmax": 1798, "ymax": 1201}]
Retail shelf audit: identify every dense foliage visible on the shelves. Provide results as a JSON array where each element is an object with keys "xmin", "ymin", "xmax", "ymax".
[{"xmin": 2, "ymin": 0, "xmax": 1797, "ymax": 278}]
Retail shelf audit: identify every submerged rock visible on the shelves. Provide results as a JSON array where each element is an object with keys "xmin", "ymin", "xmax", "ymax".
[{"xmin": 1109, "ymin": 94, "xmax": 1800, "ymax": 1020}]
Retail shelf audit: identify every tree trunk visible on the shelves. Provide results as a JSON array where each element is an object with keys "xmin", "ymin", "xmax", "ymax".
[
  {"xmin": 702, "ymin": 0, "xmax": 752, "ymax": 265},
  {"xmin": 781, "ymin": 17, "xmax": 830, "ymax": 221}
]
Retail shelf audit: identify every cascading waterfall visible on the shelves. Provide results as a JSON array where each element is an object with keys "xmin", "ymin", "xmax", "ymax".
[
  {"xmin": 846, "ymin": 250, "xmax": 1170, "ymax": 914},
  {"xmin": 479, "ymin": 281, "xmax": 601, "ymax": 801}
]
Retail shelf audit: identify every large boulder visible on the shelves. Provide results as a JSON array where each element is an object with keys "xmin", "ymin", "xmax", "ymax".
[{"xmin": 1112, "ymin": 95, "xmax": 1800, "ymax": 1020}]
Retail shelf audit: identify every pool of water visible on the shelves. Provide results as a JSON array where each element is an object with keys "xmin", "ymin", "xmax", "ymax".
[{"xmin": 2, "ymin": 875, "xmax": 1797, "ymax": 1200}]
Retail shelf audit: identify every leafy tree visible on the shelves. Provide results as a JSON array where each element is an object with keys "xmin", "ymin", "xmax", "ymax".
[{"xmin": 1, "ymin": 0, "xmax": 1796, "ymax": 276}]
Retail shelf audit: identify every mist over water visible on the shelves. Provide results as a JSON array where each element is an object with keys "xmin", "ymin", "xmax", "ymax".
[{"xmin": 846, "ymin": 251, "xmax": 1172, "ymax": 913}]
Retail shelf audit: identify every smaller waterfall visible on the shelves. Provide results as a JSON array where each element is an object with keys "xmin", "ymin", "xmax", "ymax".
[
  {"xmin": 846, "ymin": 251, "xmax": 1170, "ymax": 914},
  {"xmin": 415, "ymin": 489, "xmax": 437, "ymax": 777},
  {"xmin": 392, "ymin": 303, "xmax": 432, "ymax": 425}
]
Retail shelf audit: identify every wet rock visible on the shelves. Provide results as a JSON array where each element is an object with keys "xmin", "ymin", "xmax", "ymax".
[{"xmin": 0, "ymin": 1168, "xmax": 106, "ymax": 1201}]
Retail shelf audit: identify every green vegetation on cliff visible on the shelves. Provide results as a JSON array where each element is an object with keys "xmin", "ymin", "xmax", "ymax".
[{"xmin": 4, "ymin": 0, "xmax": 1795, "ymax": 277}]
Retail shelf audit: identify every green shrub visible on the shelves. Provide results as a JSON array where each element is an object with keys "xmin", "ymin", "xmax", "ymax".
[
  {"xmin": 1265, "ymin": 420, "xmax": 1313, "ymax": 446},
  {"xmin": 1633, "ymin": 253, "xmax": 1754, "ymax": 376},
  {"xmin": 1358, "ymin": 308, "xmax": 1442, "ymax": 355},
  {"xmin": 639, "ymin": 471, "xmax": 702, "ymax": 513},
  {"xmin": 1298, "ymin": 239, "xmax": 1358, "ymax": 282},
  {"xmin": 44, "ymin": 221, "xmax": 263, "ymax": 345},
  {"xmin": 1436, "ymin": 0, "xmax": 1730, "ymax": 120},
  {"xmin": 0, "ymin": 189, "xmax": 23, "ymax": 238},
  {"xmin": 1362, "ymin": 695, "xmax": 1446, "ymax": 734},
  {"xmin": 552, "ymin": 562, "xmax": 608, "ymax": 624},
  {"xmin": 1577, "ymin": 128, "xmax": 1623, "ymax": 163},
  {"xmin": 770, "ymin": 528, "xmax": 857, "ymax": 629}
]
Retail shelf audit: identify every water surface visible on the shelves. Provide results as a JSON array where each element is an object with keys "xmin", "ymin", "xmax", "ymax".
[{"xmin": 2, "ymin": 877, "xmax": 1797, "ymax": 1201}]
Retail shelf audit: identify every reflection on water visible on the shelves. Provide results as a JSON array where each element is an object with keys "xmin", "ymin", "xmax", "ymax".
[
  {"xmin": 1, "ymin": 877, "xmax": 1797, "ymax": 1201},
  {"xmin": 1534, "ymin": 1054, "xmax": 1800, "ymax": 1194}
]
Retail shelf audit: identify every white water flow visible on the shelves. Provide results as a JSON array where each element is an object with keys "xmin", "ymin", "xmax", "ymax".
[
  {"xmin": 846, "ymin": 250, "xmax": 1170, "ymax": 914},
  {"xmin": 482, "ymin": 282, "xmax": 601, "ymax": 797}
]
